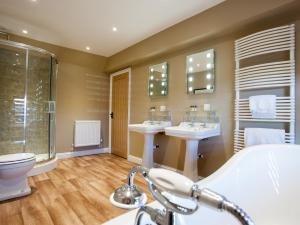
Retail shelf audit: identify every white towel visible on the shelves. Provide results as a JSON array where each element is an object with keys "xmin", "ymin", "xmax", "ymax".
[
  {"xmin": 249, "ymin": 95, "xmax": 276, "ymax": 119},
  {"xmin": 244, "ymin": 128, "xmax": 285, "ymax": 147}
]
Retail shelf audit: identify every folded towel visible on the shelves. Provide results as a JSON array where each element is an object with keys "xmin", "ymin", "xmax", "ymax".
[
  {"xmin": 249, "ymin": 95, "xmax": 276, "ymax": 119},
  {"xmin": 244, "ymin": 128, "xmax": 285, "ymax": 147}
]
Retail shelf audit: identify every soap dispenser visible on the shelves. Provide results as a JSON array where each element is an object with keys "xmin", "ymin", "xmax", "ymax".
[{"xmin": 149, "ymin": 106, "xmax": 156, "ymax": 122}]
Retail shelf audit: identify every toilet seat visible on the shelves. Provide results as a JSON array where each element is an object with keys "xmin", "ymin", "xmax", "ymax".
[{"xmin": 0, "ymin": 153, "xmax": 36, "ymax": 165}]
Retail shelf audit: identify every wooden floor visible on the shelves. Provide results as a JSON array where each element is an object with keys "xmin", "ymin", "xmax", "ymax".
[{"xmin": 0, "ymin": 154, "xmax": 153, "ymax": 225}]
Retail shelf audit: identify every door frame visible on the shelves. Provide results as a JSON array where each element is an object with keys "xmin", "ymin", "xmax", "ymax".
[{"xmin": 109, "ymin": 68, "xmax": 131, "ymax": 158}]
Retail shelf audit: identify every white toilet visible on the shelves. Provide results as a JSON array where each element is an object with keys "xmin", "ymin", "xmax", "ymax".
[{"xmin": 0, "ymin": 153, "xmax": 36, "ymax": 201}]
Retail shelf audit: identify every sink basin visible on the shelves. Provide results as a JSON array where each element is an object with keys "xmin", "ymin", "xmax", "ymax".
[
  {"xmin": 128, "ymin": 121, "xmax": 172, "ymax": 134},
  {"xmin": 129, "ymin": 121, "xmax": 172, "ymax": 168},
  {"xmin": 164, "ymin": 122, "xmax": 220, "ymax": 140},
  {"xmin": 164, "ymin": 122, "xmax": 221, "ymax": 181}
]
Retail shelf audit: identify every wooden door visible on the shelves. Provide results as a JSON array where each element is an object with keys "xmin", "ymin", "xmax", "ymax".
[{"xmin": 111, "ymin": 72, "xmax": 129, "ymax": 158}]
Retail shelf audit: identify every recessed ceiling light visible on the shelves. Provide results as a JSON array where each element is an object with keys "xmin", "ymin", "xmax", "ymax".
[
  {"xmin": 85, "ymin": 46, "xmax": 91, "ymax": 51},
  {"xmin": 22, "ymin": 29, "xmax": 28, "ymax": 34},
  {"xmin": 30, "ymin": 0, "xmax": 38, "ymax": 2},
  {"xmin": 112, "ymin": 27, "xmax": 118, "ymax": 32}
]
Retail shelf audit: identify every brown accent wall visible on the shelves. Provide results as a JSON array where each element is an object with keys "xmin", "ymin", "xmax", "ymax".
[{"xmin": 7, "ymin": 35, "xmax": 109, "ymax": 153}]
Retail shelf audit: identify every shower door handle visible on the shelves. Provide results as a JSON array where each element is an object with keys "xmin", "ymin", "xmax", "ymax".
[
  {"xmin": 48, "ymin": 101, "xmax": 56, "ymax": 113},
  {"xmin": 110, "ymin": 112, "xmax": 114, "ymax": 119}
]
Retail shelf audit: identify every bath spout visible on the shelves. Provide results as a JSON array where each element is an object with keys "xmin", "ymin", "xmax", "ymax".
[
  {"xmin": 127, "ymin": 166, "xmax": 149, "ymax": 186},
  {"xmin": 110, "ymin": 166, "xmax": 149, "ymax": 209}
]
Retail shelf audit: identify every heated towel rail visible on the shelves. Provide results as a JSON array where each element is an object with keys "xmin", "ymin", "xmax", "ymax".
[{"xmin": 234, "ymin": 24, "xmax": 295, "ymax": 153}]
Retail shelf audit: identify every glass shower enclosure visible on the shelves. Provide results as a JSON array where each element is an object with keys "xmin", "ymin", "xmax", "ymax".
[{"xmin": 0, "ymin": 39, "xmax": 57, "ymax": 163}]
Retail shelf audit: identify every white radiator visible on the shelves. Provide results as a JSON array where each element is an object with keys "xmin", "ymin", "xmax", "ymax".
[{"xmin": 74, "ymin": 120, "xmax": 101, "ymax": 147}]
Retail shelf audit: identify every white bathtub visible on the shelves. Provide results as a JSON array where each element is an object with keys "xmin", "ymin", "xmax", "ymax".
[{"xmin": 103, "ymin": 144, "xmax": 300, "ymax": 225}]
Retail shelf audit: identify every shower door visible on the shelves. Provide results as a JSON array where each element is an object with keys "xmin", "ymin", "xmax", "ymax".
[
  {"xmin": 0, "ymin": 44, "xmax": 27, "ymax": 154},
  {"xmin": 25, "ymin": 50, "xmax": 53, "ymax": 161},
  {"xmin": 0, "ymin": 41, "xmax": 56, "ymax": 162}
]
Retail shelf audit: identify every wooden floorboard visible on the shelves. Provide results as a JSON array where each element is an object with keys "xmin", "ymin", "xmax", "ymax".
[{"xmin": 0, "ymin": 154, "xmax": 153, "ymax": 225}]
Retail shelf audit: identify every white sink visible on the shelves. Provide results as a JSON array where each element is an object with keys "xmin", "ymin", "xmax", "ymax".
[
  {"xmin": 164, "ymin": 122, "xmax": 221, "ymax": 181},
  {"xmin": 128, "ymin": 121, "xmax": 172, "ymax": 134},
  {"xmin": 129, "ymin": 121, "xmax": 172, "ymax": 168},
  {"xmin": 164, "ymin": 122, "xmax": 220, "ymax": 140}
]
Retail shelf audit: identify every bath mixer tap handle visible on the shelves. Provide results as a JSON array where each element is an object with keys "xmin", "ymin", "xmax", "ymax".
[{"xmin": 135, "ymin": 206, "xmax": 165, "ymax": 225}]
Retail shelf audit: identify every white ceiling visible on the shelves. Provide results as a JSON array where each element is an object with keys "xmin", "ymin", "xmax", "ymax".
[{"xmin": 0, "ymin": 0, "xmax": 225, "ymax": 57}]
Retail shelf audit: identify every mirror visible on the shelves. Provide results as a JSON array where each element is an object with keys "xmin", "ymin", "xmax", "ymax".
[
  {"xmin": 186, "ymin": 49, "xmax": 215, "ymax": 94},
  {"xmin": 148, "ymin": 62, "xmax": 168, "ymax": 97}
]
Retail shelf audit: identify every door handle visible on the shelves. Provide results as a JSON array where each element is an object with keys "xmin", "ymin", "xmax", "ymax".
[{"xmin": 110, "ymin": 112, "xmax": 114, "ymax": 119}]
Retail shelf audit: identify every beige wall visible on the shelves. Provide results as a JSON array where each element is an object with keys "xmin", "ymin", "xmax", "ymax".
[
  {"xmin": 2, "ymin": 0, "xmax": 299, "ymax": 176},
  {"xmin": 106, "ymin": 0, "xmax": 300, "ymax": 72},
  {"xmin": 130, "ymin": 39, "xmax": 234, "ymax": 177},
  {"xmin": 128, "ymin": 20, "xmax": 300, "ymax": 177},
  {"xmin": 7, "ymin": 35, "xmax": 109, "ymax": 153},
  {"xmin": 102, "ymin": 0, "xmax": 300, "ymax": 177}
]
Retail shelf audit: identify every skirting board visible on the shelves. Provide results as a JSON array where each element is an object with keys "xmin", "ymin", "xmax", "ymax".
[
  {"xmin": 127, "ymin": 154, "xmax": 204, "ymax": 180},
  {"xmin": 28, "ymin": 156, "xmax": 58, "ymax": 177},
  {"xmin": 56, "ymin": 147, "xmax": 111, "ymax": 160},
  {"xmin": 127, "ymin": 155, "xmax": 183, "ymax": 174}
]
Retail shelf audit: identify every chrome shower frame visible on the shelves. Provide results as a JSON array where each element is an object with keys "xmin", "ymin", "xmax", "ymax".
[{"xmin": 0, "ymin": 39, "xmax": 58, "ymax": 163}]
